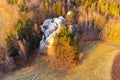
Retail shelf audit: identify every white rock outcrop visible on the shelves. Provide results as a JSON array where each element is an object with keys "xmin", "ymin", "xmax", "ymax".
[{"xmin": 39, "ymin": 16, "xmax": 65, "ymax": 53}]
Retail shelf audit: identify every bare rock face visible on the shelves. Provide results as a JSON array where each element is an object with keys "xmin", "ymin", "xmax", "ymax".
[{"xmin": 38, "ymin": 16, "xmax": 65, "ymax": 55}]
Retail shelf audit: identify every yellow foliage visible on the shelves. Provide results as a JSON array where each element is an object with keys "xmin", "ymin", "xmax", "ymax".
[{"xmin": 102, "ymin": 19, "xmax": 120, "ymax": 44}]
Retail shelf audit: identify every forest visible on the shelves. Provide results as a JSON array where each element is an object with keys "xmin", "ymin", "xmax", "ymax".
[{"xmin": 0, "ymin": 0, "xmax": 120, "ymax": 80}]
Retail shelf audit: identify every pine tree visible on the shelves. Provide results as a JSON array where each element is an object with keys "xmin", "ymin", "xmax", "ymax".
[
  {"xmin": 52, "ymin": 3, "xmax": 56, "ymax": 16},
  {"xmin": 49, "ymin": 25, "xmax": 79, "ymax": 70},
  {"xmin": 56, "ymin": 1, "xmax": 62, "ymax": 16},
  {"xmin": 44, "ymin": 1, "xmax": 49, "ymax": 16}
]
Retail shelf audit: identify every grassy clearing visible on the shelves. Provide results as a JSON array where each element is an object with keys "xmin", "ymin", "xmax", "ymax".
[
  {"xmin": 1, "ymin": 41, "xmax": 120, "ymax": 80},
  {"xmin": 65, "ymin": 41, "xmax": 120, "ymax": 80}
]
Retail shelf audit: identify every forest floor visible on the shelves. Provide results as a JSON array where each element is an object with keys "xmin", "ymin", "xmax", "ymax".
[{"xmin": 0, "ymin": 41, "xmax": 120, "ymax": 80}]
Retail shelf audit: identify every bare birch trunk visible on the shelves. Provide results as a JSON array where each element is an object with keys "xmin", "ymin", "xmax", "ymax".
[{"xmin": 17, "ymin": 39, "xmax": 28, "ymax": 61}]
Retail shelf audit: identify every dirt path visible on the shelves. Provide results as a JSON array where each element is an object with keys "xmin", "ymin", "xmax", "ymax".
[
  {"xmin": 112, "ymin": 53, "xmax": 120, "ymax": 80},
  {"xmin": 104, "ymin": 42, "xmax": 120, "ymax": 80}
]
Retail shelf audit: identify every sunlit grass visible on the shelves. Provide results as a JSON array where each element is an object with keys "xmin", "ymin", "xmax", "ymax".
[{"xmin": 65, "ymin": 41, "xmax": 120, "ymax": 80}]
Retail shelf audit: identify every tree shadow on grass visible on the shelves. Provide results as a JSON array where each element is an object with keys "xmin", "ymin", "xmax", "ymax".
[{"xmin": 79, "ymin": 41, "xmax": 100, "ymax": 61}]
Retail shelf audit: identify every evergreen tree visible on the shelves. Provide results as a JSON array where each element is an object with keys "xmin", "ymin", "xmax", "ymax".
[
  {"xmin": 49, "ymin": 25, "xmax": 79, "ymax": 70},
  {"xmin": 44, "ymin": 1, "xmax": 49, "ymax": 16},
  {"xmin": 56, "ymin": 1, "xmax": 62, "ymax": 16}
]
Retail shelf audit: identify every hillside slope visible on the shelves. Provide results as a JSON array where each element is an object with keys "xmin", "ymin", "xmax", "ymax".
[
  {"xmin": 0, "ymin": 1, "xmax": 18, "ymax": 45},
  {"xmin": 0, "ymin": 41, "xmax": 120, "ymax": 80}
]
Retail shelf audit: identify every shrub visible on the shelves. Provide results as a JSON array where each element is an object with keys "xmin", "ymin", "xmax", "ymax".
[
  {"xmin": 17, "ymin": 18, "xmax": 41, "ymax": 50},
  {"xmin": 49, "ymin": 25, "xmax": 79, "ymax": 70}
]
